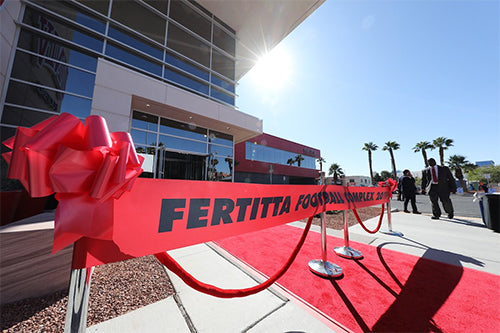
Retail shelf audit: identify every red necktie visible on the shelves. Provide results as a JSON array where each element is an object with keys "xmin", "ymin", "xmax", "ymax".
[{"xmin": 431, "ymin": 167, "xmax": 438, "ymax": 183}]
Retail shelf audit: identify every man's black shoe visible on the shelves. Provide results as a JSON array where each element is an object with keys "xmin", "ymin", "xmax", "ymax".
[
  {"xmin": 413, "ymin": 211, "xmax": 421, "ymax": 214},
  {"xmin": 448, "ymin": 214, "xmax": 454, "ymax": 219},
  {"xmin": 431, "ymin": 216, "xmax": 440, "ymax": 220},
  {"xmin": 404, "ymin": 210, "xmax": 411, "ymax": 213}
]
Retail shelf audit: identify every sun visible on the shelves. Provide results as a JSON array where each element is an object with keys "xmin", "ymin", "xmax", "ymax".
[{"xmin": 250, "ymin": 46, "xmax": 292, "ymax": 90}]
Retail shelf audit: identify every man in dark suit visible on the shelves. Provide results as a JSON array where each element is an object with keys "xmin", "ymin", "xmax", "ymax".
[{"xmin": 421, "ymin": 158, "xmax": 457, "ymax": 220}]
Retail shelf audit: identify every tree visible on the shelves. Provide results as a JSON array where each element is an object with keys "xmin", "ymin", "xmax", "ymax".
[
  {"xmin": 413, "ymin": 141, "xmax": 434, "ymax": 168},
  {"xmin": 373, "ymin": 172, "xmax": 383, "ymax": 183},
  {"xmin": 432, "ymin": 137, "xmax": 454, "ymax": 166},
  {"xmin": 294, "ymin": 154, "xmax": 304, "ymax": 167},
  {"xmin": 317, "ymin": 157, "xmax": 326, "ymax": 182},
  {"xmin": 286, "ymin": 158, "xmax": 295, "ymax": 166},
  {"xmin": 362, "ymin": 142, "xmax": 378, "ymax": 185},
  {"xmin": 380, "ymin": 170, "xmax": 392, "ymax": 180},
  {"xmin": 382, "ymin": 141, "xmax": 400, "ymax": 180},
  {"xmin": 447, "ymin": 155, "xmax": 476, "ymax": 192},
  {"xmin": 465, "ymin": 165, "xmax": 499, "ymax": 183},
  {"xmin": 328, "ymin": 163, "xmax": 344, "ymax": 185}
]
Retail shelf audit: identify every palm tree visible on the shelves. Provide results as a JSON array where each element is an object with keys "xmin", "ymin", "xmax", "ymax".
[
  {"xmin": 432, "ymin": 137, "xmax": 454, "ymax": 165},
  {"xmin": 286, "ymin": 158, "xmax": 295, "ymax": 166},
  {"xmin": 317, "ymin": 157, "xmax": 326, "ymax": 182},
  {"xmin": 447, "ymin": 155, "xmax": 476, "ymax": 192},
  {"xmin": 328, "ymin": 163, "xmax": 344, "ymax": 185},
  {"xmin": 413, "ymin": 141, "xmax": 434, "ymax": 168},
  {"xmin": 362, "ymin": 142, "xmax": 378, "ymax": 185},
  {"xmin": 382, "ymin": 141, "xmax": 400, "ymax": 180},
  {"xmin": 294, "ymin": 154, "xmax": 304, "ymax": 167}
]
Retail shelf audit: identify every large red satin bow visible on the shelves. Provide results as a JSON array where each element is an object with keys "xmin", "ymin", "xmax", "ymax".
[{"xmin": 2, "ymin": 113, "xmax": 144, "ymax": 252}]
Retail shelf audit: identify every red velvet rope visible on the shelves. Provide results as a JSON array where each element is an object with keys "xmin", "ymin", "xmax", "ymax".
[
  {"xmin": 154, "ymin": 215, "xmax": 314, "ymax": 298},
  {"xmin": 351, "ymin": 204, "xmax": 385, "ymax": 234}
]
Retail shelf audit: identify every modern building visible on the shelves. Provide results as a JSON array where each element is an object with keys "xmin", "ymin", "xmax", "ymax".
[
  {"xmin": 345, "ymin": 175, "xmax": 371, "ymax": 187},
  {"xmin": 1, "ymin": 0, "xmax": 325, "ymax": 213},
  {"xmin": 235, "ymin": 133, "xmax": 320, "ymax": 185},
  {"xmin": 475, "ymin": 160, "xmax": 495, "ymax": 167}
]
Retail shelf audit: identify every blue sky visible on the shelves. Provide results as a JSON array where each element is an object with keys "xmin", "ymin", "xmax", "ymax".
[{"xmin": 236, "ymin": 0, "xmax": 499, "ymax": 176}]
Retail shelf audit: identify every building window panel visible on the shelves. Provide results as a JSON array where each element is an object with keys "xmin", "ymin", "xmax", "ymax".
[
  {"xmin": 169, "ymin": 0, "xmax": 211, "ymax": 41},
  {"xmin": 110, "ymin": 0, "xmax": 166, "ymax": 44},
  {"xmin": 167, "ymin": 23, "xmax": 210, "ymax": 67},
  {"xmin": 34, "ymin": 0, "xmax": 107, "ymax": 33},
  {"xmin": 208, "ymin": 156, "xmax": 232, "ymax": 182},
  {"xmin": 132, "ymin": 111, "xmax": 159, "ymax": 131},
  {"xmin": 23, "ymin": 7, "xmax": 104, "ymax": 53},
  {"xmin": 211, "ymin": 88, "xmax": 235, "ymax": 106},
  {"xmin": 76, "ymin": 0, "xmax": 110, "ymax": 16},
  {"xmin": 211, "ymin": 75, "xmax": 234, "ymax": 94},
  {"xmin": 1, "ymin": 105, "xmax": 55, "ymax": 128},
  {"xmin": 11, "ymin": 51, "xmax": 95, "ymax": 98},
  {"xmin": 131, "ymin": 129, "xmax": 147, "ymax": 145},
  {"xmin": 211, "ymin": 49, "xmax": 235, "ymax": 80},
  {"xmin": 18, "ymin": 30, "xmax": 98, "ymax": 72},
  {"xmin": 144, "ymin": 0, "xmax": 169, "ymax": 15},
  {"xmin": 159, "ymin": 135, "xmax": 207, "ymax": 154},
  {"xmin": 106, "ymin": 42, "xmax": 162, "ymax": 77},
  {"xmin": 166, "ymin": 52, "xmax": 209, "ymax": 81},
  {"xmin": 208, "ymin": 130, "xmax": 233, "ymax": 146},
  {"xmin": 213, "ymin": 25, "xmax": 235, "ymax": 57},
  {"xmin": 108, "ymin": 25, "xmax": 163, "ymax": 60},
  {"xmin": 164, "ymin": 67, "xmax": 209, "ymax": 95},
  {"xmin": 160, "ymin": 117, "xmax": 206, "ymax": 141},
  {"xmin": 209, "ymin": 144, "xmax": 232, "ymax": 158}
]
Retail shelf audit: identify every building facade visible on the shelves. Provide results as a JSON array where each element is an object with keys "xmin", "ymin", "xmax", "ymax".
[{"xmin": 235, "ymin": 133, "xmax": 320, "ymax": 184}]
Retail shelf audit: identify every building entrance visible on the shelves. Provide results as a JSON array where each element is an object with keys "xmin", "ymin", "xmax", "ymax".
[{"xmin": 156, "ymin": 148, "xmax": 207, "ymax": 180}]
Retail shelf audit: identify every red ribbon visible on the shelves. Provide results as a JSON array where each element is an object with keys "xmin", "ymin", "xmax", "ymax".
[{"xmin": 2, "ymin": 113, "xmax": 144, "ymax": 253}]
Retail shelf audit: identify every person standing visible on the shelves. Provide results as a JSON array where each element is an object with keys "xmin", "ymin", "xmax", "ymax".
[
  {"xmin": 401, "ymin": 169, "xmax": 421, "ymax": 214},
  {"xmin": 421, "ymin": 158, "xmax": 457, "ymax": 220}
]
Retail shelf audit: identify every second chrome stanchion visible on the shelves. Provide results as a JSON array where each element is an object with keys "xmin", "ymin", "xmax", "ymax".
[
  {"xmin": 334, "ymin": 210, "xmax": 363, "ymax": 259},
  {"xmin": 308, "ymin": 211, "xmax": 343, "ymax": 277},
  {"xmin": 380, "ymin": 200, "xmax": 403, "ymax": 236}
]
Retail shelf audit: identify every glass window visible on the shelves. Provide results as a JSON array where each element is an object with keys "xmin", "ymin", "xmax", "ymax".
[
  {"xmin": 111, "ymin": 0, "xmax": 166, "ymax": 44},
  {"xmin": 1, "ymin": 105, "xmax": 55, "ymax": 128},
  {"xmin": 159, "ymin": 135, "xmax": 207, "ymax": 154},
  {"xmin": 211, "ymin": 88, "xmax": 234, "ymax": 105},
  {"xmin": 144, "ymin": 0, "xmax": 169, "ymax": 15},
  {"xmin": 18, "ymin": 30, "xmax": 98, "ymax": 72},
  {"xmin": 131, "ymin": 129, "xmax": 147, "ymax": 145},
  {"xmin": 76, "ymin": 0, "xmax": 110, "ymax": 16},
  {"xmin": 34, "ymin": 0, "xmax": 106, "ymax": 33},
  {"xmin": 108, "ymin": 25, "xmax": 163, "ymax": 60},
  {"xmin": 132, "ymin": 111, "xmax": 158, "ymax": 131},
  {"xmin": 207, "ymin": 156, "xmax": 232, "ymax": 181},
  {"xmin": 169, "ymin": 0, "xmax": 211, "ymax": 41},
  {"xmin": 164, "ymin": 67, "xmax": 209, "ymax": 95},
  {"xmin": 212, "ymin": 49, "xmax": 235, "ymax": 80},
  {"xmin": 213, "ymin": 25, "xmax": 235, "ymax": 57},
  {"xmin": 167, "ymin": 23, "xmax": 210, "ymax": 67},
  {"xmin": 23, "ymin": 8, "xmax": 104, "ymax": 52},
  {"xmin": 209, "ymin": 144, "xmax": 232, "ymax": 158},
  {"xmin": 211, "ymin": 75, "xmax": 234, "ymax": 94},
  {"xmin": 208, "ymin": 130, "xmax": 232, "ymax": 146},
  {"xmin": 244, "ymin": 142, "xmax": 316, "ymax": 169},
  {"xmin": 11, "ymin": 51, "xmax": 95, "ymax": 97},
  {"xmin": 166, "ymin": 52, "xmax": 209, "ymax": 81},
  {"xmin": 160, "ymin": 118, "xmax": 206, "ymax": 141},
  {"xmin": 106, "ymin": 42, "xmax": 162, "ymax": 77}
]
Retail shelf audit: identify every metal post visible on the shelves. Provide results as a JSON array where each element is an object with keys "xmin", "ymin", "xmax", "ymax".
[
  {"xmin": 64, "ymin": 267, "xmax": 94, "ymax": 333},
  {"xmin": 334, "ymin": 210, "xmax": 363, "ymax": 259},
  {"xmin": 380, "ymin": 200, "xmax": 403, "ymax": 236},
  {"xmin": 308, "ymin": 171, "xmax": 342, "ymax": 277}
]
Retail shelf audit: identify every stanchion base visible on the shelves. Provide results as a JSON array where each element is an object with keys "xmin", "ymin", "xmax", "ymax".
[
  {"xmin": 380, "ymin": 229, "xmax": 403, "ymax": 236},
  {"xmin": 334, "ymin": 246, "xmax": 363, "ymax": 259},
  {"xmin": 308, "ymin": 259, "xmax": 343, "ymax": 278}
]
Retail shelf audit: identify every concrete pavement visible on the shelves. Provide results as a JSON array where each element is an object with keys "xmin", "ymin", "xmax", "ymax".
[{"xmin": 88, "ymin": 201, "xmax": 500, "ymax": 332}]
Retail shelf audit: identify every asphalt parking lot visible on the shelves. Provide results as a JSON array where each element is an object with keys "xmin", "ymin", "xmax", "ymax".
[{"xmin": 389, "ymin": 193, "xmax": 483, "ymax": 219}]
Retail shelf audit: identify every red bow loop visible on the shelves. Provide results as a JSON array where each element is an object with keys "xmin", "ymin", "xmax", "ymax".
[{"xmin": 1, "ymin": 113, "xmax": 144, "ymax": 253}]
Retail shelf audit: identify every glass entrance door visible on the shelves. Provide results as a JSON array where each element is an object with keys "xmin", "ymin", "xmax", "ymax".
[{"xmin": 156, "ymin": 148, "xmax": 207, "ymax": 180}]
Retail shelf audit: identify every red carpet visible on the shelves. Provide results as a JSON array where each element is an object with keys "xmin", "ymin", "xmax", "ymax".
[{"xmin": 215, "ymin": 224, "xmax": 500, "ymax": 333}]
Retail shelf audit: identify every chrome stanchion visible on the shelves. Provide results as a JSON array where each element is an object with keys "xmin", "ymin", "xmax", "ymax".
[
  {"xmin": 334, "ymin": 210, "xmax": 363, "ymax": 259},
  {"xmin": 380, "ymin": 200, "xmax": 403, "ymax": 236},
  {"xmin": 64, "ymin": 267, "xmax": 94, "ymax": 333},
  {"xmin": 308, "ymin": 211, "xmax": 343, "ymax": 277}
]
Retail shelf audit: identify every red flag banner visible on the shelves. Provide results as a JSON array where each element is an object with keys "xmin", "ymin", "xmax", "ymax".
[{"xmin": 2, "ymin": 113, "xmax": 396, "ymax": 269}]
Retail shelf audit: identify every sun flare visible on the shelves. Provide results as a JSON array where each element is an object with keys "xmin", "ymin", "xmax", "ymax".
[{"xmin": 250, "ymin": 47, "xmax": 292, "ymax": 90}]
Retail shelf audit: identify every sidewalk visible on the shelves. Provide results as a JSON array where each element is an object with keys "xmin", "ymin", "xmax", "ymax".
[{"xmin": 88, "ymin": 210, "xmax": 500, "ymax": 332}]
